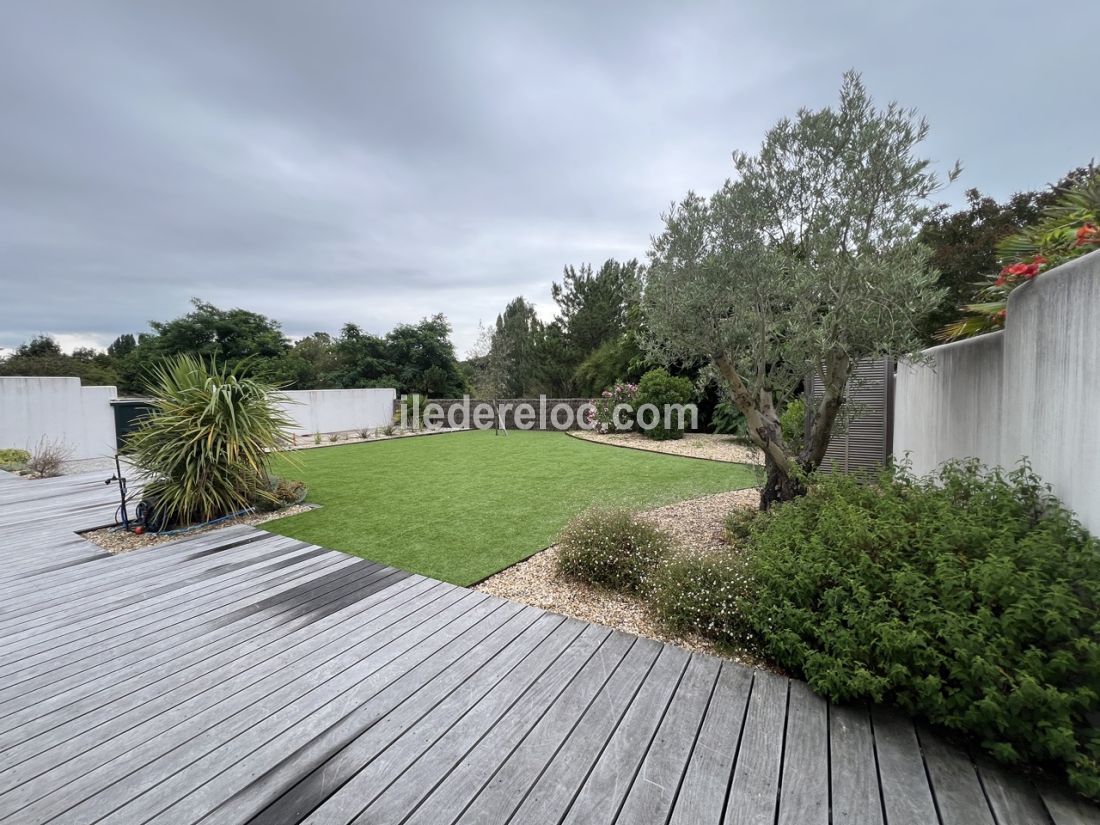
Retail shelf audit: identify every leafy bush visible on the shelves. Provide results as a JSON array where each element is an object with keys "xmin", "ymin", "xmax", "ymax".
[
  {"xmin": 652, "ymin": 549, "xmax": 753, "ymax": 649},
  {"xmin": 25, "ymin": 438, "xmax": 72, "ymax": 478},
  {"xmin": 711, "ymin": 400, "xmax": 748, "ymax": 437},
  {"xmin": 0, "ymin": 448, "xmax": 30, "ymax": 472},
  {"xmin": 738, "ymin": 460, "xmax": 1100, "ymax": 797},
  {"xmin": 779, "ymin": 397, "xmax": 805, "ymax": 454},
  {"xmin": 724, "ymin": 506, "xmax": 759, "ymax": 544},
  {"xmin": 557, "ymin": 508, "xmax": 671, "ymax": 593},
  {"xmin": 127, "ymin": 355, "xmax": 298, "ymax": 528},
  {"xmin": 587, "ymin": 382, "xmax": 638, "ymax": 432},
  {"xmin": 635, "ymin": 369, "xmax": 695, "ymax": 441}
]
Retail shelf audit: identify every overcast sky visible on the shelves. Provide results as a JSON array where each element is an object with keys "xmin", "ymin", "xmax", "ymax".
[{"xmin": 1, "ymin": 1, "xmax": 1095, "ymax": 357}]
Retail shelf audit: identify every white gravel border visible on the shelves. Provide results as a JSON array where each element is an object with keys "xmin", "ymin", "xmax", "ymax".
[
  {"xmin": 569, "ymin": 430, "xmax": 764, "ymax": 465},
  {"xmin": 475, "ymin": 488, "xmax": 771, "ymax": 668}
]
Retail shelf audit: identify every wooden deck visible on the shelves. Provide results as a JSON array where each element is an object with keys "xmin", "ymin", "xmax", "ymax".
[{"xmin": 0, "ymin": 469, "xmax": 1097, "ymax": 825}]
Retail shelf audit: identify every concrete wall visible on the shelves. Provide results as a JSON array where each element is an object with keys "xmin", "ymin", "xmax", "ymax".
[
  {"xmin": 894, "ymin": 249, "xmax": 1100, "ymax": 532},
  {"xmin": 894, "ymin": 332, "xmax": 1005, "ymax": 476},
  {"xmin": 0, "ymin": 379, "xmax": 396, "ymax": 457},
  {"xmin": 277, "ymin": 388, "xmax": 396, "ymax": 435},
  {"xmin": 0, "ymin": 377, "xmax": 118, "ymax": 460}
]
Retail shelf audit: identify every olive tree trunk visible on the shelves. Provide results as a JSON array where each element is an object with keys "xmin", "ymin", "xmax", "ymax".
[{"xmin": 716, "ymin": 349, "xmax": 852, "ymax": 510}]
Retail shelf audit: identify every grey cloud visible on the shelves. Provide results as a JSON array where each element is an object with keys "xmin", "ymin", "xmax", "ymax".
[{"xmin": 1, "ymin": 0, "xmax": 1096, "ymax": 356}]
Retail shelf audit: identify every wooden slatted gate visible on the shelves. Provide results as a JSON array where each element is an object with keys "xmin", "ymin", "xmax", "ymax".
[{"xmin": 808, "ymin": 358, "xmax": 894, "ymax": 475}]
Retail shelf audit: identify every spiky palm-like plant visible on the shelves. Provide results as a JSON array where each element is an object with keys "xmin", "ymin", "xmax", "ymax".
[
  {"xmin": 127, "ymin": 354, "xmax": 297, "ymax": 528},
  {"xmin": 938, "ymin": 173, "xmax": 1100, "ymax": 341}
]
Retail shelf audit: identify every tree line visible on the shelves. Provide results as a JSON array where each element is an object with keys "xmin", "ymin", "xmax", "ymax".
[{"xmin": 0, "ymin": 300, "xmax": 466, "ymax": 397}]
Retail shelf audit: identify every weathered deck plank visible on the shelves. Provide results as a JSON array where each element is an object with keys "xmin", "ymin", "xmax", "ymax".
[{"xmin": 0, "ymin": 467, "xmax": 1093, "ymax": 825}]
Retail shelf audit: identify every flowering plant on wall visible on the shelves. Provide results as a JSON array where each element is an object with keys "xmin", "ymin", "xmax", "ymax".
[
  {"xmin": 585, "ymin": 382, "xmax": 639, "ymax": 432},
  {"xmin": 938, "ymin": 174, "xmax": 1100, "ymax": 341}
]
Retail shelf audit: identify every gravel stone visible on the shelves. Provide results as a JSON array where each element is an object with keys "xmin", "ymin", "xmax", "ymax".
[
  {"xmin": 82, "ymin": 503, "xmax": 316, "ymax": 554},
  {"xmin": 476, "ymin": 487, "xmax": 770, "ymax": 668},
  {"xmin": 570, "ymin": 430, "xmax": 764, "ymax": 465}
]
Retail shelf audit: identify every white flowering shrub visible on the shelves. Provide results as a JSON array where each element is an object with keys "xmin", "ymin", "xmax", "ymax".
[
  {"xmin": 556, "ymin": 508, "xmax": 670, "ymax": 593},
  {"xmin": 651, "ymin": 548, "xmax": 754, "ymax": 648}
]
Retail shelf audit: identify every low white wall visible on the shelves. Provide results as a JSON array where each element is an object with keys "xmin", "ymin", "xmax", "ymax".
[
  {"xmin": 0, "ymin": 377, "xmax": 118, "ymax": 460},
  {"xmin": 894, "ymin": 249, "xmax": 1100, "ymax": 533},
  {"xmin": 277, "ymin": 388, "xmax": 396, "ymax": 435},
  {"xmin": 894, "ymin": 332, "xmax": 1004, "ymax": 476}
]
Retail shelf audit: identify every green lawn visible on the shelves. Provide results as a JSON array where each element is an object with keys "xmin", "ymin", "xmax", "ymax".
[{"xmin": 262, "ymin": 429, "xmax": 760, "ymax": 585}]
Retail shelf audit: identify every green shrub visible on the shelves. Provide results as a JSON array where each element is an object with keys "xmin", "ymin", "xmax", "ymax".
[
  {"xmin": 724, "ymin": 506, "xmax": 759, "ymax": 544},
  {"xmin": 0, "ymin": 448, "xmax": 30, "ymax": 472},
  {"xmin": 557, "ymin": 508, "xmax": 671, "ymax": 593},
  {"xmin": 652, "ymin": 549, "xmax": 753, "ymax": 648},
  {"xmin": 738, "ymin": 460, "xmax": 1100, "ymax": 797},
  {"xmin": 711, "ymin": 400, "xmax": 748, "ymax": 437},
  {"xmin": 635, "ymin": 369, "xmax": 694, "ymax": 441},
  {"xmin": 779, "ymin": 397, "xmax": 805, "ymax": 453},
  {"xmin": 127, "ymin": 355, "xmax": 299, "ymax": 528}
]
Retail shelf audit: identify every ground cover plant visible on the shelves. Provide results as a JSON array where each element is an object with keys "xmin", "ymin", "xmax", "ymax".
[
  {"xmin": 0, "ymin": 448, "xmax": 30, "ymax": 472},
  {"xmin": 263, "ymin": 429, "xmax": 758, "ymax": 585},
  {"xmin": 557, "ymin": 508, "xmax": 670, "ymax": 592},
  {"xmin": 736, "ymin": 460, "xmax": 1100, "ymax": 797}
]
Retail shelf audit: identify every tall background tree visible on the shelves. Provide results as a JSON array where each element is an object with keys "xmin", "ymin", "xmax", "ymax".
[
  {"xmin": 477, "ymin": 258, "xmax": 647, "ymax": 397},
  {"xmin": 1, "ymin": 299, "xmax": 468, "ymax": 397},
  {"xmin": 917, "ymin": 164, "xmax": 1096, "ymax": 343},
  {"xmin": 487, "ymin": 297, "xmax": 545, "ymax": 397},
  {"xmin": 645, "ymin": 72, "xmax": 951, "ymax": 507},
  {"xmin": 0, "ymin": 335, "xmax": 119, "ymax": 386}
]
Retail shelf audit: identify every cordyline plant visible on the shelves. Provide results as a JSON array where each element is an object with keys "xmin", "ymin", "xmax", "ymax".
[
  {"xmin": 127, "ymin": 354, "xmax": 297, "ymax": 527},
  {"xmin": 938, "ymin": 172, "xmax": 1100, "ymax": 340},
  {"xmin": 644, "ymin": 72, "xmax": 952, "ymax": 507}
]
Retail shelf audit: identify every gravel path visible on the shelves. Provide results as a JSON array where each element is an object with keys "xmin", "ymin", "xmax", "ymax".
[
  {"xmin": 475, "ymin": 487, "xmax": 766, "ymax": 667},
  {"xmin": 570, "ymin": 430, "xmax": 764, "ymax": 465},
  {"xmin": 82, "ymin": 503, "xmax": 316, "ymax": 554}
]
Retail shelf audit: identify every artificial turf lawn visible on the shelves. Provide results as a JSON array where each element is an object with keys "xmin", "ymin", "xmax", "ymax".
[{"xmin": 262, "ymin": 429, "xmax": 760, "ymax": 586}]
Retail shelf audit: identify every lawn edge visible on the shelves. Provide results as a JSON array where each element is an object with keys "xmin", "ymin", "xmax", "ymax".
[{"xmin": 564, "ymin": 429, "xmax": 762, "ymax": 468}]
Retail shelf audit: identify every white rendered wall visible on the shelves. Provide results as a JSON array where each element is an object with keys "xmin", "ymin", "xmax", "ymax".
[
  {"xmin": 894, "ymin": 249, "xmax": 1100, "ymax": 532},
  {"xmin": 0, "ymin": 377, "xmax": 118, "ymax": 460},
  {"xmin": 277, "ymin": 388, "xmax": 397, "ymax": 435}
]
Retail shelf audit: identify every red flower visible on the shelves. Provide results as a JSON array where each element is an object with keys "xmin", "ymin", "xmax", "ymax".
[{"xmin": 1076, "ymin": 224, "xmax": 1099, "ymax": 246}]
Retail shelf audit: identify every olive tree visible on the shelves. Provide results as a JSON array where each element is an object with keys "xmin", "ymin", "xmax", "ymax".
[{"xmin": 644, "ymin": 73, "xmax": 954, "ymax": 507}]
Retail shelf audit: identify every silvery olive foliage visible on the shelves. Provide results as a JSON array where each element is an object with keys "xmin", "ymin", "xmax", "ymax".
[{"xmin": 644, "ymin": 72, "xmax": 955, "ymax": 504}]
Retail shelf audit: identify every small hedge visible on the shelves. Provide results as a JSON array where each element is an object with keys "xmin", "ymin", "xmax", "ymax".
[
  {"xmin": 652, "ymin": 549, "xmax": 753, "ymax": 649},
  {"xmin": 557, "ymin": 508, "xmax": 671, "ymax": 593},
  {"xmin": 635, "ymin": 369, "xmax": 694, "ymax": 441},
  {"xmin": 0, "ymin": 448, "xmax": 30, "ymax": 472},
  {"xmin": 739, "ymin": 460, "xmax": 1100, "ymax": 798}
]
